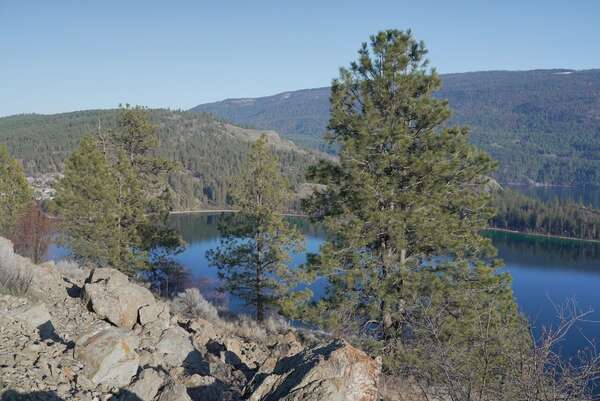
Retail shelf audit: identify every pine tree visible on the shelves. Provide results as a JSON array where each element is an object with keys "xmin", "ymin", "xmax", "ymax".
[
  {"xmin": 207, "ymin": 135, "xmax": 308, "ymax": 322},
  {"xmin": 54, "ymin": 136, "xmax": 122, "ymax": 267},
  {"xmin": 303, "ymin": 30, "xmax": 510, "ymax": 365},
  {"xmin": 0, "ymin": 145, "xmax": 32, "ymax": 236},
  {"xmin": 54, "ymin": 107, "xmax": 182, "ymax": 274}
]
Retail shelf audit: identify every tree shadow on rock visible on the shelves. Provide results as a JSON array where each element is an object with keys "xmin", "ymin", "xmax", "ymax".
[
  {"xmin": 37, "ymin": 321, "xmax": 63, "ymax": 343},
  {"xmin": 0, "ymin": 390, "xmax": 64, "ymax": 401},
  {"xmin": 108, "ymin": 389, "xmax": 144, "ymax": 401},
  {"xmin": 244, "ymin": 340, "xmax": 344, "ymax": 400},
  {"xmin": 205, "ymin": 340, "xmax": 253, "ymax": 380},
  {"xmin": 187, "ymin": 379, "xmax": 243, "ymax": 401},
  {"xmin": 183, "ymin": 349, "xmax": 211, "ymax": 376},
  {"xmin": 63, "ymin": 278, "xmax": 82, "ymax": 298}
]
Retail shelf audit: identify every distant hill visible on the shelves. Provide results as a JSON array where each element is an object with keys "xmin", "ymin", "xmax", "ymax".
[
  {"xmin": 0, "ymin": 110, "xmax": 322, "ymax": 209},
  {"xmin": 190, "ymin": 87, "xmax": 330, "ymax": 147},
  {"xmin": 191, "ymin": 69, "xmax": 600, "ymax": 186},
  {"xmin": 191, "ymin": 87, "xmax": 332, "ymax": 151}
]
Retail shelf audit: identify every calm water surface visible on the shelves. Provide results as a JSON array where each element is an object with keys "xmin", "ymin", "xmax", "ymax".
[{"xmin": 49, "ymin": 211, "xmax": 600, "ymax": 356}]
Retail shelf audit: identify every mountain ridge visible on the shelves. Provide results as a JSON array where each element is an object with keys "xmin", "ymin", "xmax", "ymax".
[{"xmin": 190, "ymin": 69, "xmax": 600, "ymax": 186}]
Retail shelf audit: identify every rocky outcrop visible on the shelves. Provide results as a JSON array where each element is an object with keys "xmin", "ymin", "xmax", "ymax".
[
  {"xmin": 139, "ymin": 301, "xmax": 171, "ymax": 326},
  {"xmin": 155, "ymin": 326, "xmax": 196, "ymax": 368},
  {"xmin": 0, "ymin": 295, "xmax": 89, "ymax": 400},
  {"xmin": 74, "ymin": 321, "xmax": 141, "ymax": 387},
  {"xmin": 7, "ymin": 302, "xmax": 52, "ymax": 329},
  {"xmin": 82, "ymin": 268, "xmax": 156, "ymax": 329},
  {"xmin": 157, "ymin": 381, "xmax": 192, "ymax": 401},
  {"xmin": 246, "ymin": 339, "xmax": 381, "ymax": 401},
  {"xmin": 0, "ymin": 237, "xmax": 382, "ymax": 401},
  {"xmin": 123, "ymin": 368, "xmax": 164, "ymax": 401}
]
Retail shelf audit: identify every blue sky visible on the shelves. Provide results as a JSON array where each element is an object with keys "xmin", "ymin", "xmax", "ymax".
[{"xmin": 1, "ymin": 0, "xmax": 599, "ymax": 117}]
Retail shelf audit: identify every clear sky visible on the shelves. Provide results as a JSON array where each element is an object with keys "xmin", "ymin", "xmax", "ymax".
[{"xmin": 1, "ymin": 0, "xmax": 599, "ymax": 117}]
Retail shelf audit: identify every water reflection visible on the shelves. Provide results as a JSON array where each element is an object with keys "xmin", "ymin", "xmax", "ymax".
[
  {"xmin": 167, "ymin": 213, "xmax": 327, "ymax": 312},
  {"xmin": 486, "ymin": 230, "xmax": 600, "ymax": 274},
  {"xmin": 486, "ymin": 229, "xmax": 600, "ymax": 356}
]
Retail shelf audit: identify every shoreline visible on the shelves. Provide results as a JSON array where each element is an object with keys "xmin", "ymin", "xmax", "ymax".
[
  {"xmin": 170, "ymin": 209, "xmax": 308, "ymax": 217},
  {"xmin": 170, "ymin": 210, "xmax": 600, "ymax": 244},
  {"xmin": 485, "ymin": 227, "xmax": 600, "ymax": 244}
]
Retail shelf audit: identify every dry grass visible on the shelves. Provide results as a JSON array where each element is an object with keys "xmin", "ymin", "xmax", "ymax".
[
  {"xmin": 226, "ymin": 314, "xmax": 290, "ymax": 340},
  {"xmin": 171, "ymin": 287, "xmax": 292, "ymax": 341},
  {"xmin": 172, "ymin": 288, "xmax": 220, "ymax": 322},
  {"xmin": 54, "ymin": 259, "xmax": 89, "ymax": 284},
  {"xmin": 0, "ymin": 237, "xmax": 33, "ymax": 296}
]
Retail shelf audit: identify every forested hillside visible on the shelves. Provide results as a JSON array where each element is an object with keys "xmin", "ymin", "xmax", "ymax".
[
  {"xmin": 191, "ymin": 69, "xmax": 600, "ymax": 186},
  {"xmin": 0, "ymin": 109, "xmax": 321, "ymax": 209},
  {"xmin": 491, "ymin": 189, "xmax": 600, "ymax": 241}
]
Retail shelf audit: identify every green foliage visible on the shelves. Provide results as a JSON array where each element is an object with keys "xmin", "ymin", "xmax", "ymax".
[
  {"xmin": 192, "ymin": 69, "xmax": 600, "ymax": 187},
  {"xmin": 0, "ymin": 145, "xmax": 32, "ymax": 236},
  {"xmin": 207, "ymin": 135, "xmax": 308, "ymax": 322},
  {"xmin": 491, "ymin": 188, "xmax": 600, "ymax": 240},
  {"xmin": 53, "ymin": 136, "xmax": 121, "ymax": 267},
  {"xmin": 302, "ymin": 29, "xmax": 517, "ymax": 374},
  {"xmin": 0, "ymin": 109, "xmax": 321, "ymax": 209},
  {"xmin": 54, "ymin": 107, "xmax": 182, "ymax": 274},
  {"xmin": 388, "ymin": 261, "xmax": 530, "ymax": 400}
]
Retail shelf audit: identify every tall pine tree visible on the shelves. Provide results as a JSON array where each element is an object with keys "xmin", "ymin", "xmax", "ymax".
[
  {"xmin": 54, "ymin": 106, "xmax": 182, "ymax": 274},
  {"xmin": 303, "ymin": 30, "xmax": 516, "ymax": 366},
  {"xmin": 0, "ymin": 145, "xmax": 32, "ymax": 237},
  {"xmin": 207, "ymin": 135, "xmax": 308, "ymax": 322}
]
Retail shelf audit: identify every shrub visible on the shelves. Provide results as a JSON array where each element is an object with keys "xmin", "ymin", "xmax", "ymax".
[
  {"xmin": 173, "ymin": 288, "xmax": 220, "ymax": 322},
  {"xmin": 172, "ymin": 287, "xmax": 294, "ymax": 341},
  {"xmin": 0, "ymin": 237, "xmax": 33, "ymax": 296},
  {"xmin": 230, "ymin": 314, "xmax": 290, "ymax": 340},
  {"xmin": 54, "ymin": 259, "xmax": 88, "ymax": 283}
]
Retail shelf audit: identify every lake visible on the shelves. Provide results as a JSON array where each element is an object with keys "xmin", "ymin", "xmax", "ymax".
[
  {"xmin": 49, "ymin": 211, "xmax": 600, "ymax": 356},
  {"xmin": 168, "ymin": 213, "xmax": 600, "ymax": 353}
]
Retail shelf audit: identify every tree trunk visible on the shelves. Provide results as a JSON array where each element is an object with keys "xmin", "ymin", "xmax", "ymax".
[
  {"xmin": 256, "ymin": 257, "xmax": 264, "ymax": 322},
  {"xmin": 256, "ymin": 233, "xmax": 264, "ymax": 322}
]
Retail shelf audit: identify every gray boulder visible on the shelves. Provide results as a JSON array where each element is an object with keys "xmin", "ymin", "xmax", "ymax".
[
  {"xmin": 157, "ymin": 381, "xmax": 192, "ymax": 401},
  {"xmin": 123, "ymin": 368, "xmax": 163, "ymax": 401},
  {"xmin": 74, "ymin": 321, "xmax": 140, "ymax": 388},
  {"xmin": 139, "ymin": 301, "xmax": 170, "ymax": 326},
  {"xmin": 188, "ymin": 318, "xmax": 218, "ymax": 348},
  {"xmin": 82, "ymin": 268, "xmax": 155, "ymax": 329},
  {"xmin": 155, "ymin": 325, "xmax": 195, "ymax": 368},
  {"xmin": 247, "ymin": 339, "xmax": 381, "ymax": 401}
]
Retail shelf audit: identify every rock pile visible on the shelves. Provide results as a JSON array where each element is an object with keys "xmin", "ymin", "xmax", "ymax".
[{"xmin": 0, "ymin": 237, "xmax": 381, "ymax": 401}]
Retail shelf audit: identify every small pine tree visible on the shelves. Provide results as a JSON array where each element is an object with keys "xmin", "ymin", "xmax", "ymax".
[
  {"xmin": 0, "ymin": 145, "xmax": 32, "ymax": 236},
  {"xmin": 207, "ymin": 135, "xmax": 308, "ymax": 322},
  {"xmin": 54, "ymin": 107, "xmax": 182, "ymax": 274}
]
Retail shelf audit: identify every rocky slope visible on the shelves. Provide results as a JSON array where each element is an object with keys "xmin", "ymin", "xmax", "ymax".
[{"xmin": 0, "ymin": 237, "xmax": 381, "ymax": 401}]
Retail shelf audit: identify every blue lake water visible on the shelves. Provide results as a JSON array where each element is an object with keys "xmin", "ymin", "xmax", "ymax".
[{"xmin": 49, "ymin": 211, "xmax": 600, "ymax": 356}]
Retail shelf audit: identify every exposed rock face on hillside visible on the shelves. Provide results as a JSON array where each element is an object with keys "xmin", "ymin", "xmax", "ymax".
[
  {"xmin": 0, "ymin": 237, "xmax": 381, "ymax": 401},
  {"xmin": 82, "ymin": 268, "xmax": 156, "ymax": 329},
  {"xmin": 246, "ymin": 339, "xmax": 381, "ymax": 401}
]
